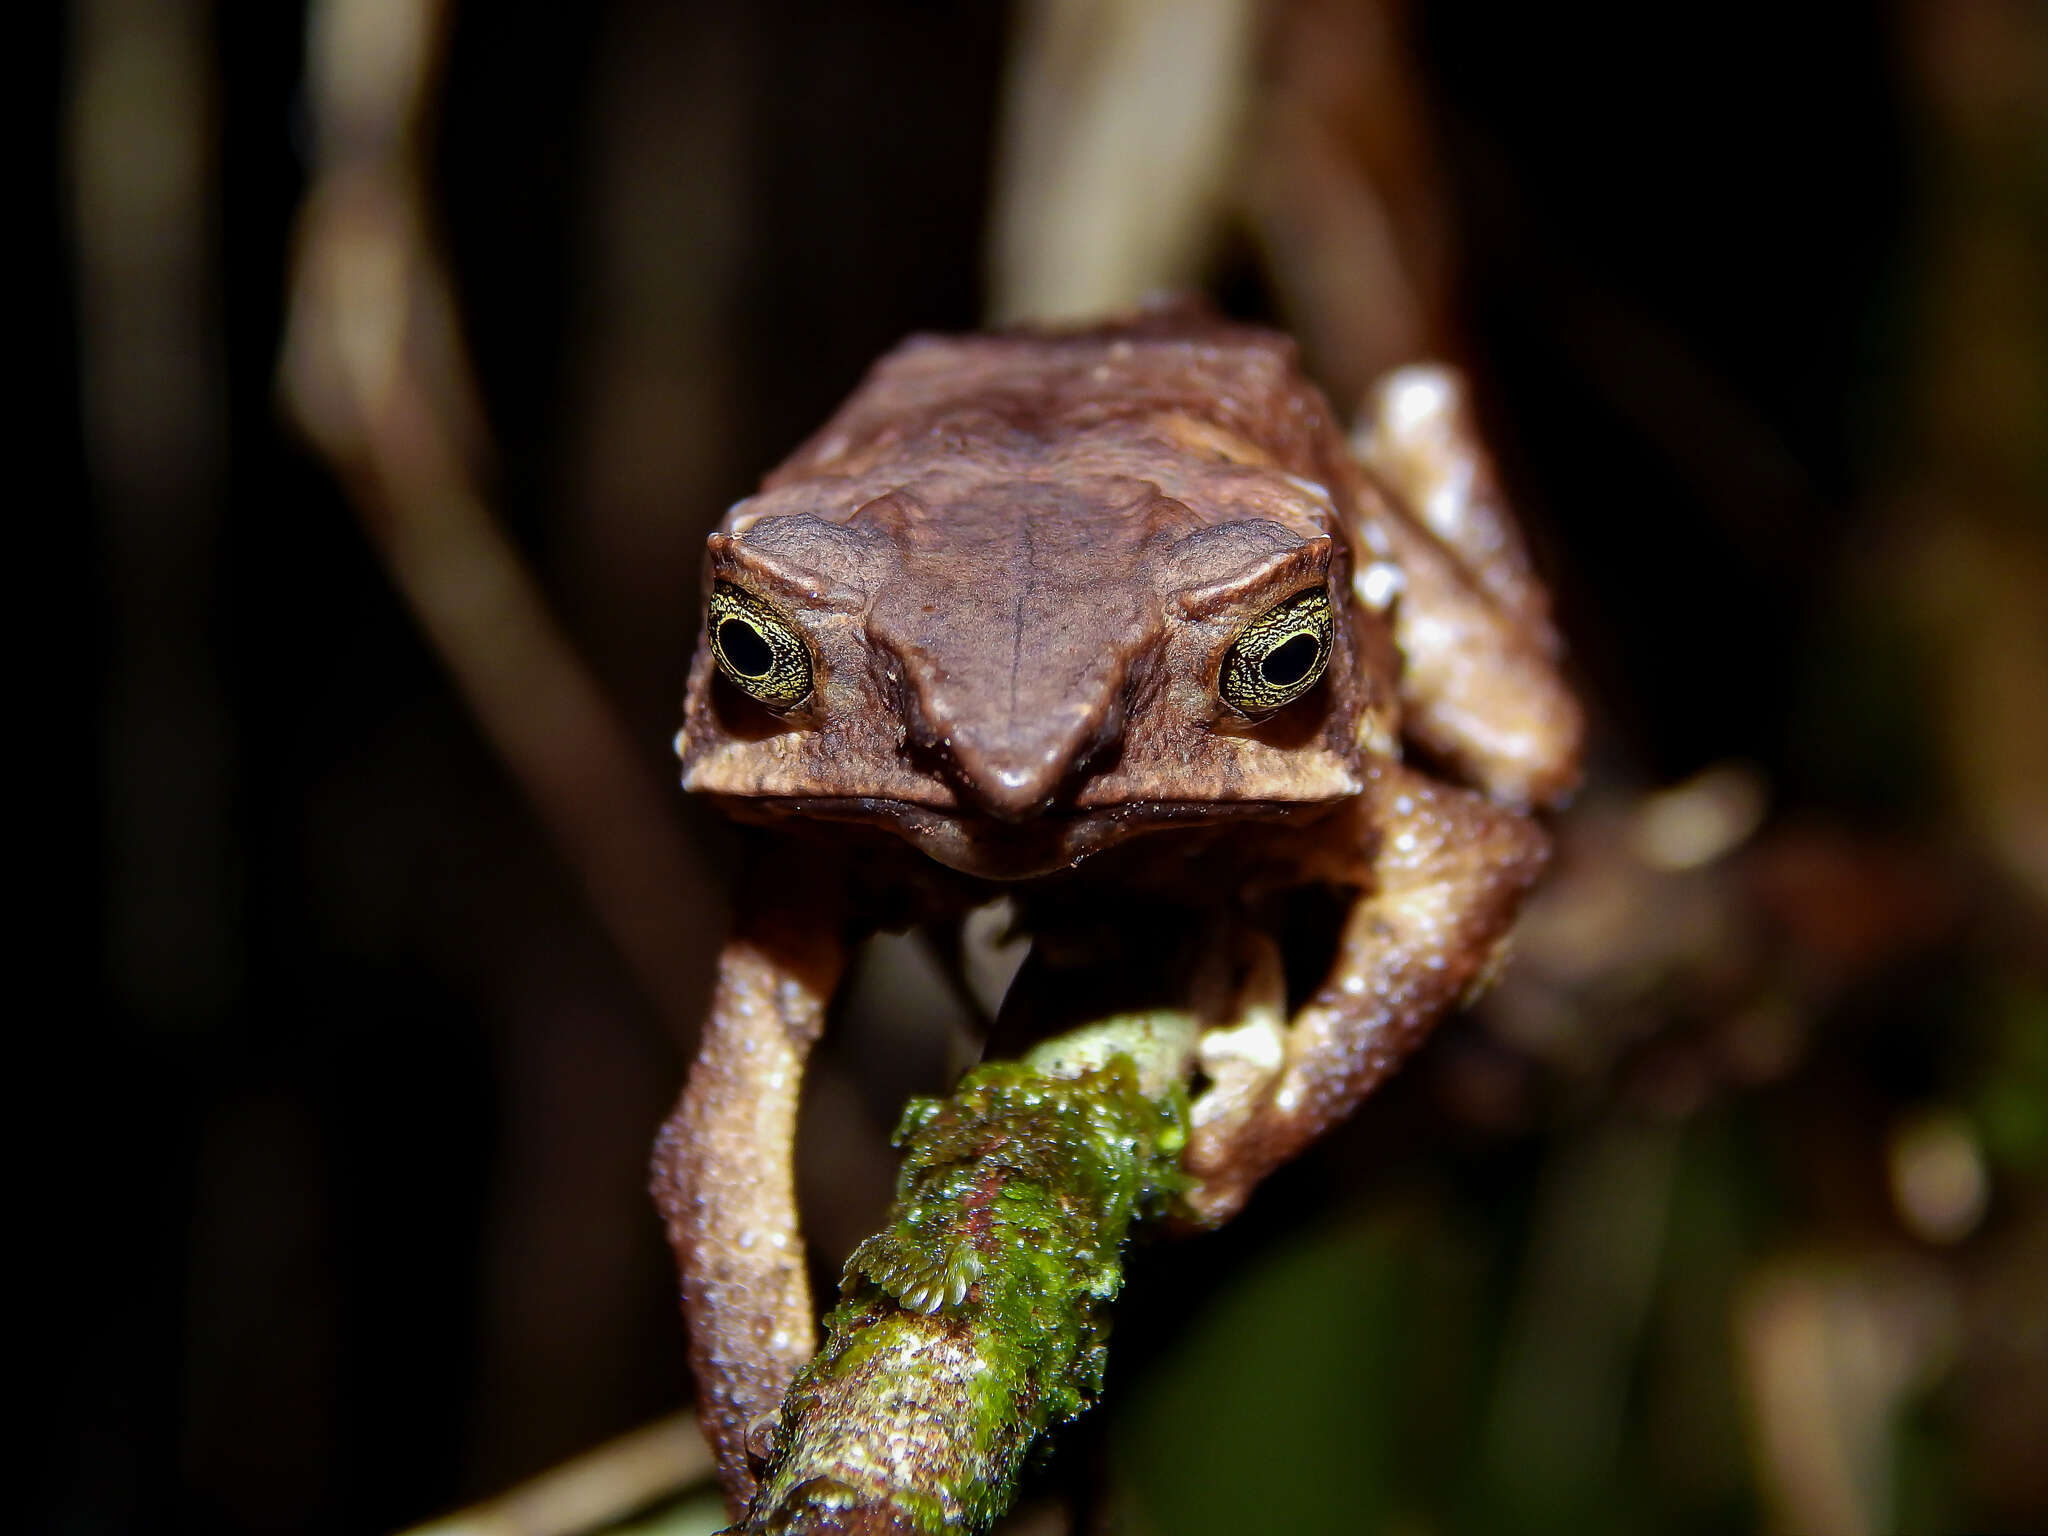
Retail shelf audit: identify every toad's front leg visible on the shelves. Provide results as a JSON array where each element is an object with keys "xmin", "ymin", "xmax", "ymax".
[
  {"xmin": 1185, "ymin": 762, "xmax": 1548, "ymax": 1223},
  {"xmin": 650, "ymin": 884, "xmax": 848, "ymax": 1510}
]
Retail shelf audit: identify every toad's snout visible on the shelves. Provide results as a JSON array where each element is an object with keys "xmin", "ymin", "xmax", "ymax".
[
  {"xmin": 874, "ymin": 593, "xmax": 1140, "ymax": 824},
  {"xmin": 938, "ymin": 711, "xmax": 1116, "ymax": 821}
]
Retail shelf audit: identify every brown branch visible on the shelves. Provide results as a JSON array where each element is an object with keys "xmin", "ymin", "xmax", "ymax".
[
  {"xmin": 401, "ymin": 1410, "xmax": 715, "ymax": 1536},
  {"xmin": 277, "ymin": 0, "xmax": 715, "ymax": 1035}
]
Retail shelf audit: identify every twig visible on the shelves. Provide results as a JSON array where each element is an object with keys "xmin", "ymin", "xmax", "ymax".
[
  {"xmin": 402, "ymin": 1411, "xmax": 716, "ymax": 1536},
  {"xmin": 733, "ymin": 1013, "xmax": 1201, "ymax": 1534},
  {"xmin": 988, "ymin": 0, "xmax": 1259, "ymax": 322},
  {"xmin": 278, "ymin": 0, "xmax": 713, "ymax": 1034}
]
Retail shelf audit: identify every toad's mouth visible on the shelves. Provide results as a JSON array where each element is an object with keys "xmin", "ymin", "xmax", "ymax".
[{"xmin": 703, "ymin": 791, "xmax": 1347, "ymax": 880}]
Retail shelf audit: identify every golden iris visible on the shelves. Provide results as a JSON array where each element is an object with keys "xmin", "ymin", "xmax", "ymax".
[
  {"xmin": 708, "ymin": 581, "xmax": 813, "ymax": 709},
  {"xmin": 1219, "ymin": 587, "xmax": 1334, "ymax": 713}
]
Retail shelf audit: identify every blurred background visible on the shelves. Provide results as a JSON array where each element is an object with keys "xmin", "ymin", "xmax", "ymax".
[{"xmin": 48, "ymin": 0, "xmax": 2045, "ymax": 1532}]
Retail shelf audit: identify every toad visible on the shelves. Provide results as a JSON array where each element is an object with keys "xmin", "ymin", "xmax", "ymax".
[{"xmin": 652, "ymin": 306, "xmax": 1581, "ymax": 1508}]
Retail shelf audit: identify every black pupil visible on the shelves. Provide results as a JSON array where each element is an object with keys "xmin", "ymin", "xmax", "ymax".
[
  {"xmin": 1261, "ymin": 632, "xmax": 1320, "ymax": 689},
  {"xmin": 719, "ymin": 618, "xmax": 775, "ymax": 678}
]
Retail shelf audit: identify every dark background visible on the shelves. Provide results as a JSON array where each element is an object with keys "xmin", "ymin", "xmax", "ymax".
[{"xmin": 48, "ymin": 2, "xmax": 2045, "ymax": 1533}]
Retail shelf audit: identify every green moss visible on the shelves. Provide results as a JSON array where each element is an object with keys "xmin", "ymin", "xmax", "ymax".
[{"xmin": 734, "ymin": 1056, "xmax": 1188, "ymax": 1534}]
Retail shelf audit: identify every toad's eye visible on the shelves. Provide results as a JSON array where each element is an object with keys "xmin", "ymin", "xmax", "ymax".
[
  {"xmin": 708, "ymin": 581, "xmax": 813, "ymax": 709},
  {"xmin": 1219, "ymin": 587, "xmax": 1334, "ymax": 714}
]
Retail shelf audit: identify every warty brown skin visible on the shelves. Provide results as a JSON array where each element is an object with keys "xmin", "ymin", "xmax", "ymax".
[{"xmin": 651, "ymin": 309, "xmax": 1582, "ymax": 1512}]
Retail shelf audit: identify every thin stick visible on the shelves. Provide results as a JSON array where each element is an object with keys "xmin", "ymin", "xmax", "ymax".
[
  {"xmin": 402, "ymin": 1411, "xmax": 716, "ymax": 1536},
  {"xmin": 278, "ymin": 0, "xmax": 714, "ymax": 1035}
]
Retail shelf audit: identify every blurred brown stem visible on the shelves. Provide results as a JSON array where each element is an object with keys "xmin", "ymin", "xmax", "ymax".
[
  {"xmin": 400, "ymin": 1410, "xmax": 715, "ymax": 1536},
  {"xmin": 277, "ymin": 0, "xmax": 714, "ymax": 1036}
]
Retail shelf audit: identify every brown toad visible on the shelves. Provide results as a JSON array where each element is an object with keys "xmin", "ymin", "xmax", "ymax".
[{"xmin": 652, "ymin": 307, "xmax": 1581, "ymax": 1507}]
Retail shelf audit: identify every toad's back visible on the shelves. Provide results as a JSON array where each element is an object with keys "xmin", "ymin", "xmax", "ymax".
[{"xmin": 765, "ymin": 315, "xmax": 1349, "ymax": 496}]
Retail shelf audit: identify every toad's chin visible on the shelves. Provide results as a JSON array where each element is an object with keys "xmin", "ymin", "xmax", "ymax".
[{"xmin": 701, "ymin": 792, "xmax": 1348, "ymax": 880}]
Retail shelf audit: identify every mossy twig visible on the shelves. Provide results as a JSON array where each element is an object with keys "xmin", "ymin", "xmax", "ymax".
[{"xmin": 731, "ymin": 1013, "xmax": 1199, "ymax": 1534}]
